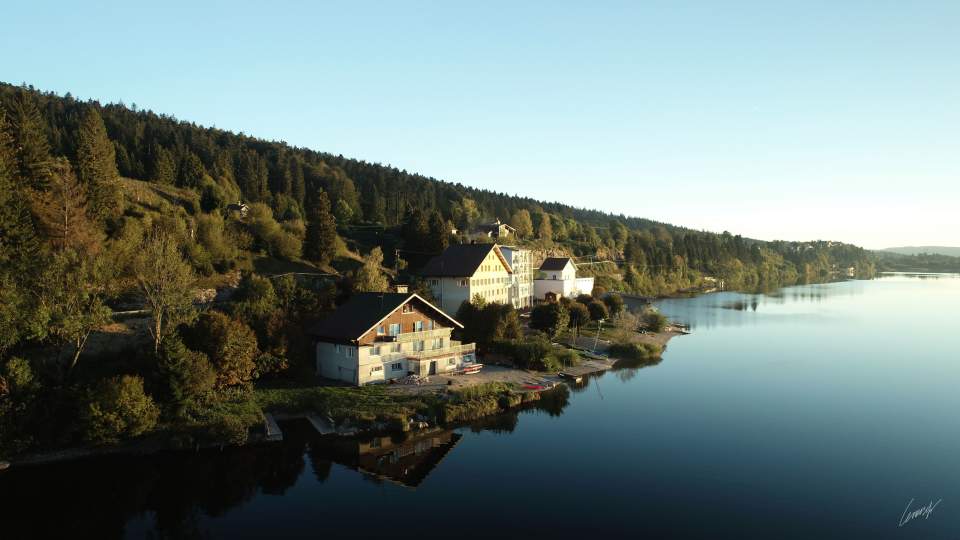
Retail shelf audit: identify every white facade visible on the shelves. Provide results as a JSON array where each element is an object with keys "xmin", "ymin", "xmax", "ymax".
[
  {"xmin": 427, "ymin": 248, "xmax": 512, "ymax": 313},
  {"xmin": 533, "ymin": 259, "xmax": 595, "ymax": 301},
  {"xmin": 500, "ymin": 246, "xmax": 533, "ymax": 310},
  {"xmin": 316, "ymin": 327, "xmax": 477, "ymax": 386}
]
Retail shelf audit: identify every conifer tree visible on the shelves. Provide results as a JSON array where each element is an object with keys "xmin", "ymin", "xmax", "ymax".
[
  {"xmin": 0, "ymin": 111, "xmax": 40, "ymax": 273},
  {"xmin": 6, "ymin": 91, "xmax": 52, "ymax": 189},
  {"xmin": 401, "ymin": 208, "xmax": 430, "ymax": 252},
  {"xmin": 426, "ymin": 210, "xmax": 449, "ymax": 253},
  {"xmin": 76, "ymin": 107, "xmax": 121, "ymax": 222},
  {"xmin": 303, "ymin": 190, "xmax": 338, "ymax": 266},
  {"xmin": 178, "ymin": 151, "xmax": 206, "ymax": 188},
  {"xmin": 150, "ymin": 143, "xmax": 176, "ymax": 185},
  {"xmin": 30, "ymin": 158, "xmax": 101, "ymax": 253}
]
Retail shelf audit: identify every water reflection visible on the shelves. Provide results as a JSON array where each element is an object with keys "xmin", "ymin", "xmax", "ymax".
[
  {"xmin": 623, "ymin": 280, "xmax": 870, "ymax": 330},
  {"xmin": 0, "ymin": 385, "xmax": 576, "ymax": 539}
]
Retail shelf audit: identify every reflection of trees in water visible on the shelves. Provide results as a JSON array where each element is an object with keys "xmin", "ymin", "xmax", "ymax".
[
  {"xmin": 0, "ymin": 386, "xmax": 576, "ymax": 538},
  {"xmin": 611, "ymin": 356, "xmax": 664, "ymax": 382},
  {"xmin": 0, "ymin": 441, "xmax": 308, "ymax": 540}
]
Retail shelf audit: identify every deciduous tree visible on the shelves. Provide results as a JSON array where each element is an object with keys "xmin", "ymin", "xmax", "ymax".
[{"xmin": 134, "ymin": 233, "xmax": 196, "ymax": 352}]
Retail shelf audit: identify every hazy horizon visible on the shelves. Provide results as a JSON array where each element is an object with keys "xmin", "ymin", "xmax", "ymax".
[{"xmin": 3, "ymin": 1, "xmax": 958, "ymax": 249}]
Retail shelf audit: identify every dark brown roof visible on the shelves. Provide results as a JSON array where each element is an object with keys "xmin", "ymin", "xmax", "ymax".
[
  {"xmin": 309, "ymin": 293, "xmax": 462, "ymax": 343},
  {"xmin": 538, "ymin": 257, "xmax": 573, "ymax": 271},
  {"xmin": 419, "ymin": 243, "xmax": 512, "ymax": 277}
]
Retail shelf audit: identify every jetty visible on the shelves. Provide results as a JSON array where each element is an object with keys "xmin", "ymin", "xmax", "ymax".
[{"xmin": 263, "ymin": 413, "xmax": 284, "ymax": 442}]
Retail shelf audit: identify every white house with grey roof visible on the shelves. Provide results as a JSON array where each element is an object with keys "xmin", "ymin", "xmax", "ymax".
[{"xmin": 533, "ymin": 257, "xmax": 595, "ymax": 301}]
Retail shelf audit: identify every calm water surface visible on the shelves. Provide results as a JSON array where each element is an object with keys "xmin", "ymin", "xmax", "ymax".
[{"xmin": 2, "ymin": 273, "xmax": 959, "ymax": 539}]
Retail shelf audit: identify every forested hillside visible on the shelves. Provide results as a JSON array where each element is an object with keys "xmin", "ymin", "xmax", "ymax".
[{"xmin": 0, "ymin": 82, "xmax": 876, "ymax": 457}]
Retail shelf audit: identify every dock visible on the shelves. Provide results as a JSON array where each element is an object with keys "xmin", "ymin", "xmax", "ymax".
[
  {"xmin": 263, "ymin": 413, "xmax": 284, "ymax": 442},
  {"xmin": 306, "ymin": 415, "xmax": 337, "ymax": 435},
  {"xmin": 557, "ymin": 358, "xmax": 616, "ymax": 384}
]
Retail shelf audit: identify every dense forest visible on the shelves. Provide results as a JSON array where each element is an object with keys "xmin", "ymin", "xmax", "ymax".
[
  {"xmin": 0, "ymin": 82, "xmax": 877, "ymax": 458},
  {"xmin": 875, "ymin": 251, "xmax": 960, "ymax": 273}
]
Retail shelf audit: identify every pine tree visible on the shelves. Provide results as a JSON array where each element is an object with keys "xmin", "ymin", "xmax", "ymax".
[
  {"xmin": 150, "ymin": 143, "xmax": 176, "ymax": 185},
  {"xmin": 6, "ymin": 91, "xmax": 52, "ymax": 189},
  {"xmin": 401, "ymin": 208, "xmax": 430, "ymax": 252},
  {"xmin": 426, "ymin": 210, "xmax": 449, "ymax": 253},
  {"xmin": 178, "ymin": 151, "xmax": 205, "ymax": 188},
  {"xmin": 76, "ymin": 107, "xmax": 121, "ymax": 222},
  {"xmin": 304, "ymin": 190, "xmax": 338, "ymax": 267},
  {"xmin": 30, "ymin": 158, "xmax": 101, "ymax": 253},
  {"xmin": 0, "ymin": 111, "xmax": 40, "ymax": 273}
]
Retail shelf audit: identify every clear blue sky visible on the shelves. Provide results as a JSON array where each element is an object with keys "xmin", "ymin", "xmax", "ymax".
[{"xmin": 3, "ymin": 1, "xmax": 958, "ymax": 248}]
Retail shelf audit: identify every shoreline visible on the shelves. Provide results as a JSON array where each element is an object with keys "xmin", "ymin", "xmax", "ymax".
[{"xmin": 2, "ymin": 331, "xmax": 687, "ymax": 472}]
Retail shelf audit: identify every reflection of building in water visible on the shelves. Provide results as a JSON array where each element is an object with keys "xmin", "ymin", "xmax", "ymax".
[{"xmin": 350, "ymin": 430, "xmax": 463, "ymax": 488}]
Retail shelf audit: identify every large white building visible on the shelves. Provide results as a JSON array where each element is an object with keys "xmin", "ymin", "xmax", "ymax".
[
  {"xmin": 420, "ymin": 243, "xmax": 514, "ymax": 314},
  {"xmin": 309, "ymin": 292, "xmax": 477, "ymax": 386},
  {"xmin": 533, "ymin": 257, "xmax": 595, "ymax": 301},
  {"xmin": 500, "ymin": 246, "xmax": 533, "ymax": 310}
]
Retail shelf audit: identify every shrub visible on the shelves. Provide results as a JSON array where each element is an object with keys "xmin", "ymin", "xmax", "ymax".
[
  {"xmin": 643, "ymin": 309, "xmax": 669, "ymax": 332},
  {"xmin": 82, "ymin": 375, "xmax": 160, "ymax": 444},
  {"xmin": 608, "ymin": 341, "xmax": 663, "ymax": 361},
  {"xmin": 188, "ymin": 311, "xmax": 259, "ymax": 388}
]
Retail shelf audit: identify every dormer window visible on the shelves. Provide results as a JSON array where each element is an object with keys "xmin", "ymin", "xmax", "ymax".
[{"xmin": 402, "ymin": 304, "xmax": 413, "ymax": 314}]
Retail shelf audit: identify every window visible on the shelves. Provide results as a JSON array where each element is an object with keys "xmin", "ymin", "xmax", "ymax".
[
  {"xmin": 390, "ymin": 343, "xmax": 401, "ymax": 353},
  {"xmin": 389, "ymin": 323, "xmax": 400, "ymax": 336},
  {"xmin": 413, "ymin": 340, "xmax": 424, "ymax": 352},
  {"xmin": 447, "ymin": 358, "xmax": 456, "ymax": 366},
  {"xmin": 459, "ymin": 279, "xmax": 468, "ymax": 287},
  {"xmin": 371, "ymin": 365, "xmax": 383, "ymax": 373},
  {"xmin": 433, "ymin": 338, "xmax": 444, "ymax": 350},
  {"xmin": 371, "ymin": 346, "xmax": 381, "ymax": 356},
  {"xmin": 376, "ymin": 325, "xmax": 385, "ymax": 336},
  {"xmin": 335, "ymin": 344, "xmax": 341, "ymax": 353},
  {"xmin": 346, "ymin": 347, "xmax": 355, "ymax": 358},
  {"xmin": 391, "ymin": 362, "xmax": 403, "ymax": 371},
  {"xmin": 428, "ymin": 320, "xmax": 434, "ymax": 330},
  {"xmin": 414, "ymin": 320, "xmax": 424, "ymax": 332},
  {"xmin": 402, "ymin": 304, "xmax": 413, "ymax": 314}
]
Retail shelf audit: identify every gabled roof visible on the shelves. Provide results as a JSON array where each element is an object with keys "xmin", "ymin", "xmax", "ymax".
[
  {"xmin": 309, "ymin": 293, "xmax": 462, "ymax": 343},
  {"xmin": 420, "ymin": 243, "xmax": 513, "ymax": 277},
  {"xmin": 539, "ymin": 257, "xmax": 574, "ymax": 272}
]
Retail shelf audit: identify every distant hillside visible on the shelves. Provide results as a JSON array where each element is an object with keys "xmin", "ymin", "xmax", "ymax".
[
  {"xmin": 881, "ymin": 246, "xmax": 960, "ymax": 257},
  {"xmin": 1, "ymin": 81, "xmax": 877, "ymax": 298}
]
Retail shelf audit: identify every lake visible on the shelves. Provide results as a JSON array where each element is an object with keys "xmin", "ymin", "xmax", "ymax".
[{"xmin": 2, "ymin": 273, "xmax": 958, "ymax": 539}]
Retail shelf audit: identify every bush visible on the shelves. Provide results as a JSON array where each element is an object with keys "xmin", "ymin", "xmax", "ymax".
[
  {"xmin": 82, "ymin": 375, "xmax": 160, "ymax": 444},
  {"xmin": 187, "ymin": 311, "xmax": 259, "ymax": 388},
  {"xmin": 643, "ymin": 309, "xmax": 669, "ymax": 332},
  {"xmin": 608, "ymin": 341, "xmax": 663, "ymax": 361},
  {"xmin": 491, "ymin": 336, "xmax": 574, "ymax": 372}
]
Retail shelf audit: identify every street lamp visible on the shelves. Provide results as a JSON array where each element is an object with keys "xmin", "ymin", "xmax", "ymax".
[{"xmin": 593, "ymin": 318, "xmax": 605, "ymax": 353}]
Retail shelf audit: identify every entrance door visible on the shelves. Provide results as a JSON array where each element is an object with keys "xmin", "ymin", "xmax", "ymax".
[{"xmin": 429, "ymin": 361, "xmax": 437, "ymax": 375}]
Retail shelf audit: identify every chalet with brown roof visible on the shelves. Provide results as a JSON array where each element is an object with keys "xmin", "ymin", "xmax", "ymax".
[{"xmin": 309, "ymin": 292, "xmax": 477, "ymax": 385}]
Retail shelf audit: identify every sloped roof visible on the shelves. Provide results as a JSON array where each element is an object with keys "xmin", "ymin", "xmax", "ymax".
[
  {"xmin": 420, "ymin": 243, "xmax": 512, "ymax": 277},
  {"xmin": 309, "ymin": 293, "xmax": 462, "ymax": 343},
  {"xmin": 539, "ymin": 257, "xmax": 574, "ymax": 271}
]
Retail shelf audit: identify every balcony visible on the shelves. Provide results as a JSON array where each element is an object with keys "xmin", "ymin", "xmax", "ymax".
[
  {"xmin": 375, "ymin": 327, "xmax": 453, "ymax": 343},
  {"xmin": 405, "ymin": 343, "xmax": 476, "ymax": 361}
]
